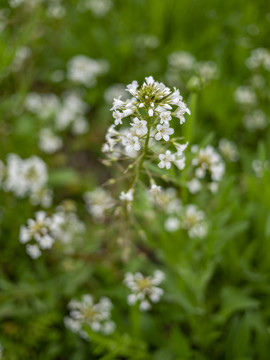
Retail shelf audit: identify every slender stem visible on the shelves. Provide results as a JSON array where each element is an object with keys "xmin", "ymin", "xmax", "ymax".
[{"xmin": 129, "ymin": 119, "xmax": 151, "ymax": 190}]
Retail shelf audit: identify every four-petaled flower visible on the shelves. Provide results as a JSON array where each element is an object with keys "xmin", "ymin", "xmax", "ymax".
[{"xmin": 158, "ymin": 150, "xmax": 175, "ymax": 169}]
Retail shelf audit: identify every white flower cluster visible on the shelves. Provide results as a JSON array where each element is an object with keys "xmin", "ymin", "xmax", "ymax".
[
  {"xmin": 54, "ymin": 202, "xmax": 86, "ymax": 248},
  {"xmin": 9, "ymin": 0, "xmax": 41, "ymax": 8},
  {"xmin": 39, "ymin": 128, "xmax": 63, "ymax": 154},
  {"xmin": 55, "ymin": 92, "xmax": 90, "ymax": 134},
  {"xmin": 243, "ymin": 109, "xmax": 268, "ymax": 132},
  {"xmin": 218, "ymin": 139, "xmax": 239, "ymax": 162},
  {"xmin": 148, "ymin": 186, "xmax": 181, "ymax": 214},
  {"xmin": 124, "ymin": 270, "xmax": 165, "ymax": 311},
  {"xmin": 234, "ymin": 86, "xmax": 257, "ymax": 108},
  {"xmin": 67, "ymin": 55, "xmax": 109, "ymax": 87},
  {"xmin": 84, "ymin": 187, "xmax": 115, "ymax": 221},
  {"xmin": 19, "ymin": 204, "xmax": 85, "ymax": 258},
  {"xmin": 25, "ymin": 91, "xmax": 90, "ymax": 134},
  {"xmin": 77, "ymin": 0, "xmax": 113, "ymax": 17},
  {"xmin": 103, "ymin": 76, "xmax": 189, "ymax": 170},
  {"xmin": 245, "ymin": 48, "xmax": 270, "ymax": 71},
  {"xmin": 1, "ymin": 154, "xmax": 52, "ymax": 207},
  {"xmin": 165, "ymin": 204, "xmax": 207, "ymax": 239},
  {"xmin": 24, "ymin": 92, "xmax": 60, "ymax": 119},
  {"xmin": 19, "ymin": 211, "xmax": 63, "ymax": 259},
  {"xmin": 235, "ymin": 49, "xmax": 269, "ymax": 133},
  {"xmin": 166, "ymin": 50, "xmax": 219, "ymax": 86},
  {"xmin": 187, "ymin": 145, "xmax": 225, "ymax": 194},
  {"xmin": 46, "ymin": 0, "xmax": 66, "ymax": 19},
  {"xmin": 65, "ymin": 295, "xmax": 115, "ymax": 339}
]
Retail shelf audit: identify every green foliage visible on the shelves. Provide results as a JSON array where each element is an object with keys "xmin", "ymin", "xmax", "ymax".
[{"xmin": 0, "ymin": 0, "xmax": 270, "ymax": 359}]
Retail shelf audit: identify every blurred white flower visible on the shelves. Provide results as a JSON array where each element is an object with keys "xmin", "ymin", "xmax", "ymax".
[
  {"xmin": 84, "ymin": 188, "xmax": 115, "ymax": 221},
  {"xmin": 234, "ymin": 86, "xmax": 257, "ymax": 107},
  {"xmin": 39, "ymin": 128, "xmax": 62, "ymax": 154},
  {"xmin": 243, "ymin": 109, "xmax": 268, "ymax": 131},
  {"xmin": 119, "ymin": 189, "xmax": 133, "ymax": 202},
  {"xmin": 245, "ymin": 48, "xmax": 270, "ymax": 71},
  {"xmin": 24, "ymin": 92, "xmax": 60, "ymax": 119},
  {"xmin": 67, "ymin": 55, "xmax": 109, "ymax": 87},
  {"xmin": 65, "ymin": 295, "xmax": 115, "ymax": 340},
  {"xmin": 219, "ymin": 139, "xmax": 239, "ymax": 162},
  {"xmin": 124, "ymin": 270, "xmax": 165, "ymax": 311}
]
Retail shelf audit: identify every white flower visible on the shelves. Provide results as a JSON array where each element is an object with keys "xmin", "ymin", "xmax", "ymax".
[
  {"xmin": 174, "ymin": 102, "xmax": 190, "ymax": 124},
  {"xmin": 78, "ymin": 0, "xmax": 113, "ymax": 18},
  {"xmin": 168, "ymin": 51, "xmax": 196, "ymax": 71},
  {"xmin": 155, "ymin": 123, "xmax": 174, "ymax": 141},
  {"xmin": 243, "ymin": 110, "xmax": 267, "ymax": 131},
  {"xmin": 219, "ymin": 139, "xmax": 239, "ymax": 162},
  {"xmin": 191, "ymin": 145, "xmax": 225, "ymax": 187},
  {"xmin": 130, "ymin": 117, "xmax": 148, "ymax": 136},
  {"xmin": 122, "ymin": 133, "xmax": 140, "ymax": 153},
  {"xmin": 24, "ymin": 92, "xmax": 60, "ymax": 119},
  {"xmin": 65, "ymin": 294, "xmax": 115, "ymax": 339},
  {"xmin": 160, "ymin": 111, "xmax": 172, "ymax": 124},
  {"xmin": 124, "ymin": 270, "xmax": 165, "ymax": 311},
  {"xmin": 245, "ymin": 48, "xmax": 270, "ymax": 71},
  {"xmin": 3, "ymin": 154, "xmax": 50, "ymax": 205},
  {"xmin": 149, "ymin": 184, "xmax": 162, "ymax": 196},
  {"xmin": 234, "ymin": 86, "xmax": 257, "ymax": 107},
  {"xmin": 119, "ymin": 189, "xmax": 133, "ymax": 202},
  {"xmin": 174, "ymin": 155, "xmax": 186, "ymax": 170},
  {"xmin": 158, "ymin": 150, "xmax": 175, "ymax": 169},
  {"xmin": 187, "ymin": 178, "xmax": 201, "ymax": 193},
  {"xmin": 26, "ymin": 244, "xmax": 42, "ymax": 259},
  {"xmin": 113, "ymin": 110, "xmax": 124, "ymax": 125},
  {"xmin": 67, "ymin": 55, "xmax": 109, "ymax": 87},
  {"xmin": 181, "ymin": 204, "xmax": 207, "ymax": 238},
  {"xmin": 55, "ymin": 92, "xmax": 89, "ymax": 131},
  {"xmin": 164, "ymin": 217, "xmax": 180, "ymax": 232},
  {"xmin": 39, "ymin": 128, "xmax": 62, "ymax": 154},
  {"xmin": 84, "ymin": 188, "xmax": 115, "ymax": 221},
  {"xmin": 19, "ymin": 211, "xmax": 63, "ymax": 258},
  {"xmin": 126, "ymin": 80, "xmax": 139, "ymax": 96}
]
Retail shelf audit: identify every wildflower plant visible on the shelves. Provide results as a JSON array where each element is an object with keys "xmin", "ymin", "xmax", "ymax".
[{"xmin": 102, "ymin": 76, "xmax": 190, "ymax": 202}]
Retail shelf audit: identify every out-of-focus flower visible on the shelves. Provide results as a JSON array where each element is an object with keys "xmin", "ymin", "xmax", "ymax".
[
  {"xmin": 124, "ymin": 270, "xmax": 165, "ymax": 311},
  {"xmin": 67, "ymin": 55, "xmax": 109, "ymax": 87},
  {"xmin": 65, "ymin": 295, "xmax": 115, "ymax": 340}
]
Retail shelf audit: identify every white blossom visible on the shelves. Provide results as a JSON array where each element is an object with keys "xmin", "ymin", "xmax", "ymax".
[
  {"xmin": 65, "ymin": 295, "xmax": 115, "ymax": 340},
  {"xmin": 155, "ymin": 123, "xmax": 174, "ymax": 141},
  {"xmin": 119, "ymin": 189, "xmax": 133, "ymax": 202},
  {"xmin": 219, "ymin": 139, "xmax": 239, "ymax": 162},
  {"xmin": 39, "ymin": 128, "xmax": 62, "ymax": 154},
  {"xmin": 158, "ymin": 150, "xmax": 175, "ymax": 169},
  {"xmin": 130, "ymin": 117, "xmax": 148, "ymax": 136},
  {"xmin": 84, "ymin": 188, "xmax": 115, "ymax": 221},
  {"xmin": 124, "ymin": 270, "xmax": 165, "ymax": 311},
  {"xmin": 67, "ymin": 55, "xmax": 109, "ymax": 87}
]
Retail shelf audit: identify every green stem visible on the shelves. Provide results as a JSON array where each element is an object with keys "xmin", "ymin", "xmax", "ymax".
[{"xmin": 129, "ymin": 120, "xmax": 151, "ymax": 190}]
